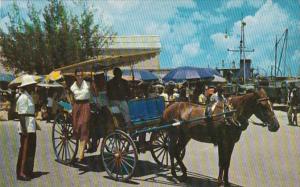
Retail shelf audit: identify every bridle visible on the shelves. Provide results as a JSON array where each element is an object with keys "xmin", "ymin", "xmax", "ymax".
[
  {"xmin": 232, "ymin": 96, "xmax": 272, "ymax": 130},
  {"xmin": 254, "ymin": 96, "xmax": 277, "ymax": 129},
  {"xmin": 256, "ymin": 97, "xmax": 269, "ymax": 104}
]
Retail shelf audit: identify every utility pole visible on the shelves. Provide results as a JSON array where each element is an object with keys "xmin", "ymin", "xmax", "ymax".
[{"xmin": 228, "ymin": 20, "xmax": 254, "ymax": 84}]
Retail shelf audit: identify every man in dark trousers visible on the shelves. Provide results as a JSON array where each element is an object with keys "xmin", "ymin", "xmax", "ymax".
[
  {"xmin": 16, "ymin": 75, "xmax": 38, "ymax": 181},
  {"xmin": 107, "ymin": 67, "xmax": 131, "ymax": 126}
]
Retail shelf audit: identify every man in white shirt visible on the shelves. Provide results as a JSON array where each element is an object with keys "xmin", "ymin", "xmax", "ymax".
[
  {"xmin": 16, "ymin": 75, "xmax": 37, "ymax": 181},
  {"xmin": 70, "ymin": 68, "xmax": 92, "ymax": 162}
]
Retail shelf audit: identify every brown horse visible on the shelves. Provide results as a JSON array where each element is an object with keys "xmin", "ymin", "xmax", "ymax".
[{"xmin": 162, "ymin": 88, "xmax": 280, "ymax": 185}]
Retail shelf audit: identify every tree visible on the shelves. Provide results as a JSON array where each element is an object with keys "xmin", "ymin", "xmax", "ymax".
[{"xmin": 0, "ymin": 0, "xmax": 115, "ymax": 74}]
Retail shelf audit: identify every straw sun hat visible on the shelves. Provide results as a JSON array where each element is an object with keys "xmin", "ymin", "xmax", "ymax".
[{"xmin": 18, "ymin": 75, "xmax": 37, "ymax": 88}]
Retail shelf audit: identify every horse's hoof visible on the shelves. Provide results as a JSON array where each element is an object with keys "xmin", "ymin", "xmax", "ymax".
[
  {"xmin": 177, "ymin": 175, "xmax": 187, "ymax": 182},
  {"xmin": 224, "ymin": 180, "xmax": 230, "ymax": 186},
  {"xmin": 217, "ymin": 178, "xmax": 223, "ymax": 186}
]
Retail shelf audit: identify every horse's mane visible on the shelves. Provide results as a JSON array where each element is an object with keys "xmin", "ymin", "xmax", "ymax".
[
  {"xmin": 230, "ymin": 92, "xmax": 258, "ymax": 107},
  {"xmin": 166, "ymin": 102, "xmax": 205, "ymax": 110}
]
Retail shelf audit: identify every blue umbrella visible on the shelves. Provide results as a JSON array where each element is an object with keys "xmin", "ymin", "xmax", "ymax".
[
  {"xmin": 162, "ymin": 66, "xmax": 218, "ymax": 83},
  {"xmin": 0, "ymin": 73, "xmax": 15, "ymax": 82},
  {"xmin": 122, "ymin": 69, "xmax": 158, "ymax": 81}
]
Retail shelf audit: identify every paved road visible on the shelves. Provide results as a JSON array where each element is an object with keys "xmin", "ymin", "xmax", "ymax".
[{"xmin": 0, "ymin": 110, "xmax": 299, "ymax": 187}]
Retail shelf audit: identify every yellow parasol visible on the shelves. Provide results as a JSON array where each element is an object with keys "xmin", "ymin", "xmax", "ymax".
[{"xmin": 46, "ymin": 71, "xmax": 63, "ymax": 81}]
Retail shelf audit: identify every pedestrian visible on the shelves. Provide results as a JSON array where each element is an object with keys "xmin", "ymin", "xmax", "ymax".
[
  {"xmin": 287, "ymin": 87, "xmax": 298, "ymax": 126},
  {"xmin": 16, "ymin": 75, "xmax": 38, "ymax": 181},
  {"xmin": 70, "ymin": 68, "xmax": 92, "ymax": 162}
]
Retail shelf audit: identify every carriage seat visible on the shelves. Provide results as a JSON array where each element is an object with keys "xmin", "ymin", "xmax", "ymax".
[{"xmin": 128, "ymin": 96, "xmax": 165, "ymax": 125}]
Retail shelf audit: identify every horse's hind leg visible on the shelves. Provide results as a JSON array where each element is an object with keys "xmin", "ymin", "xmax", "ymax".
[{"xmin": 168, "ymin": 128, "xmax": 178, "ymax": 179}]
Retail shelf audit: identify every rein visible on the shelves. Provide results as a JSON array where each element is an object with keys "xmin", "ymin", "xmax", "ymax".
[{"xmin": 256, "ymin": 97, "xmax": 269, "ymax": 104}]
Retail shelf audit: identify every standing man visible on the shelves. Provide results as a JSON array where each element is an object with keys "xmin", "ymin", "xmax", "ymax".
[
  {"xmin": 107, "ymin": 68, "xmax": 131, "ymax": 126},
  {"xmin": 70, "ymin": 68, "xmax": 92, "ymax": 162},
  {"xmin": 287, "ymin": 87, "xmax": 298, "ymax": 126},
  {"xmin": 16, "ymin": 75, "xmax": 37, "ymax": 181}
]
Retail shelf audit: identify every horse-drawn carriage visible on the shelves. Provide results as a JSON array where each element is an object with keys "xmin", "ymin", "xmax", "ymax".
[
  {"xmin": 51, "ymin": 50, "xmax": 185, "ymax": 181},
  {"xmin": 50, "ymin": 50, "xmax": 280, "ymax": 184}
]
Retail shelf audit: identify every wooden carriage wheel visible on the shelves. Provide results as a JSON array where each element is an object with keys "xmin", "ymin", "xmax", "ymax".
[
  {"xmin": 52, "ymin": 113, "xmax": 78, "ymax": 164},
  {"xmin": 101, "ymin": 130, "xmax": 138, "ymax": 181},
  {"xmin": 150, "ymin": 130, "xmax": 185, "ymax": 168}
]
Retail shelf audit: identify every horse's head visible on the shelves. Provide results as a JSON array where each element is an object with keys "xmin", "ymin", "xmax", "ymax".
[{"xmin": 253, "ymin": 88, "xmax": 280, "ymax": 132}]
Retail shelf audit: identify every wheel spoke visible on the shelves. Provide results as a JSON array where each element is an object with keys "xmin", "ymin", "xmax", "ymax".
[
  {"xmin": 67, "ymin": 140, "xmax": 75, "ymax": 156},
  {"xmin": 116, "ymin": 162, "xmax": 120, "ymax": 179},
  {"xmin": 161, "ymin": 150, "xmax": 166, "ymax": 164},
  {"xmin": 153, "ymin": 146, "xmax": 164, "ymax": 153},
  {"xmin": 104, "ymin": 145, "xmax": 114, "ymax": 153},
  {"xmin": 121, "ymin": 157, "xmax": 134, "ymax": 169},
  {"xmin": 110, "ymin": 160, "xmax": 116, "ymax": 174},
  {"xmin": 120, "ymin": 161, "xmax": 130, "ymax": 176},
  {"xmin": 156, "ymin": 148, "xmax": 165, "ymax": 159},
  {"xmin": 55, "ymin": 140, "xmax": 63, "ymax": 150},
  {"xmin": 123, "ymin": 155, "xmax": 135, "ymax": 162},
  {"xmin": 54, "ymin": 129, "xmax": 63, "ymax": 136},
  {"xmin": 57, "ymin": 142, "xmax": 64, "ymax": 158},
  {"xmin": 69, "ymin": 139, "xmax": 76, "ymax": 145},
  {"xmin": 56, "ymin": 122, "xmax": 63, "ymax": 131},
  {"xmin": 155, "ymin": 136, "xmax": 165, "ymax": 144},
  {"xmin": 54, "ymin": 137, "xmax": 63, "ymax": 140},
  {"xmin": 62, "ymin": 142, "xmax": 65, "ymax": 160},
  {"xmin": 66, "ymin": 141, "xmax": 72, "ymax": 160},
  {"xmin": 107, "ymin": 138, "xmax": 114, "ymax": 149},
  {"xmin": 159, "ymin": 132, "xmax": 166, "ymax": 141}
]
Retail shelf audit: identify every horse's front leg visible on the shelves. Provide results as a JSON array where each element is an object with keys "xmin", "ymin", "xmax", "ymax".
[
  {"xmin": 173, "ymin": 131, "xmax": 190, "ymax": 182},
  {"xmin": 218, "ymin": 143, "xmax": 224, "ymax": 185},
  {"xmin": 223, "ymin": 142, "xmax": 235, "ymax": 185}
]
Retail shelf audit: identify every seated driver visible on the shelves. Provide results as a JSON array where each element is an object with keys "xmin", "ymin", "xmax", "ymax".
[{"xmin": 107, "ymin": 68, "xmax": 131, "ymax": 126}]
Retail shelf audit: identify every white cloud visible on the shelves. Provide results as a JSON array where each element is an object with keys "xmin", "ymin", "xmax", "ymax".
[
  {"xmin": 210, "ymin": 32, "xmax": 239, "ymax": 50},
  {"xmin": 171, "ymin": 41, "xmax": 201, "ymax": 66},
  {"xmin": 172, "ymin": 53, "xmax": 185, "ymax": 67},
  {"xmin": 182, "ymin": 42, "xmax": 200, "ymax": 57},
  {"xmin": 191, "ymin": 12, "xmax": 205, "ymax": 21},
  {"xmin": 144, "ymin": 22, "xmax": 171, "ymax": 37},
  {"xmin": 292, "ymin": 50, "xmax": 300, "ymax": 62},
  {"xmin": 192, "ymin": 11, "xmax": 227, "ymax": 24},
  {"xmin": 218, "ymin": 0, "xmax": 265, "ymax": 12}
]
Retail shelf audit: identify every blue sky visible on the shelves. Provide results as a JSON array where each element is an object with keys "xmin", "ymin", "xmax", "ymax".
[{"xmin": 1, "ymin": 0, "xmax": 299, "ymax": 76}]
